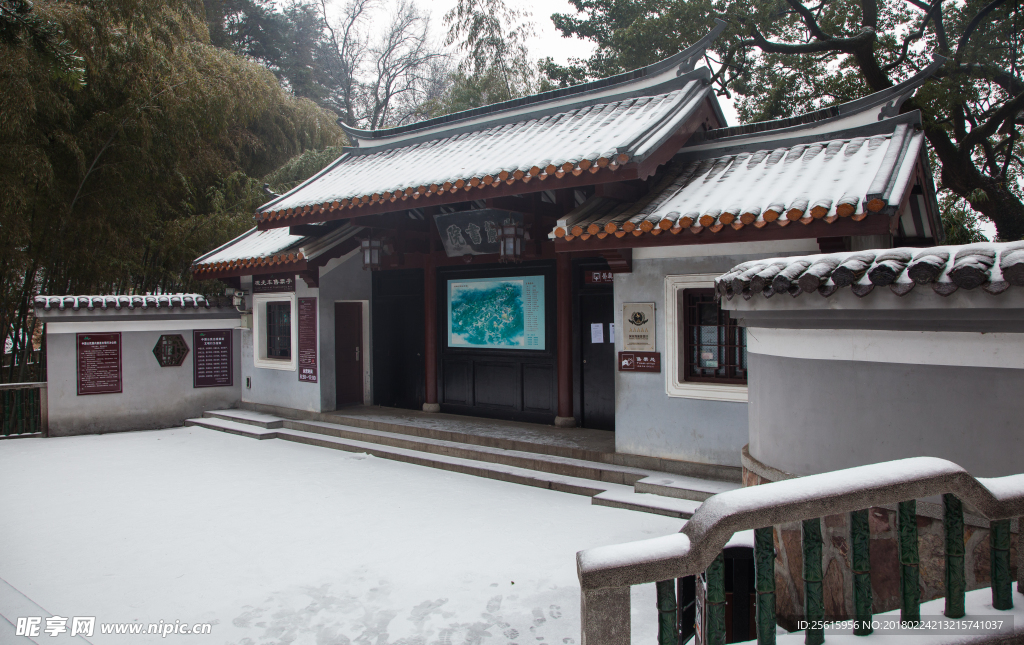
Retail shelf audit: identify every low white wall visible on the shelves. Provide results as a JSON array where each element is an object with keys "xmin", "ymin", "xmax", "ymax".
[
  {"xmin": 747, "ymin": 329, "xmax": 1024, "ymax": 477},
  {"xmin": 46, "ymin": 323, "xmax": 241, "ymax": 436}
]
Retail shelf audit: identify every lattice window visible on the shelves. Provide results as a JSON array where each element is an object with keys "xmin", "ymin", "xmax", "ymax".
[
  {"xmin": 681, "ymin": 289, "xmax": 746, "ymax": 383},
  {"xmin": 266, "ymin": 301, "xmax": 292, "ymax": 359},
  {"xmin": 153, "ymin": 334, "xmax": 189, "ymax": 367}
]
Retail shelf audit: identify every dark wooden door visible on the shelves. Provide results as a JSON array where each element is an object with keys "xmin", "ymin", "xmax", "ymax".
[
  {"xmin": 335, "ymin": 302, "xmax": 363, "ymax": 406},
  {"xmin": 580, "ymin": 291, "xmax": 615, "ymax": 430},
  {"xmin": 371, "ymin": 269, "xmax": 425, "ymax": 409}
]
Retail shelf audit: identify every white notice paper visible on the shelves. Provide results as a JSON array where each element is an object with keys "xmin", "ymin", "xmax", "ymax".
[
  {"xmin": 590, "ymin": 323, "xmax": 604, "ymax": 343},
  {"xmin": 609, "ymin": 323, "xmax": 615, "ymax": 340}
]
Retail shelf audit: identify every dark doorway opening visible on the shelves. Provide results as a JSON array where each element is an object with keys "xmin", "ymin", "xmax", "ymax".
[
  {"xmin": 574, "ymin": 259, "xmax": 615, "ymax": 431},
  {"xmin": 371, "ymin": 269, "xmax": 425, "ymax": 409},
  {"xmin": 334, "ymin": 302, "xmax": 364, "ymax": 407}
]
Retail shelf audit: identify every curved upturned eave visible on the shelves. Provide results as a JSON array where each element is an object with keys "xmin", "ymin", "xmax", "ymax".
[{"xmin": 338, "ymin": 20, "xmax": 727, "ymax": 148}]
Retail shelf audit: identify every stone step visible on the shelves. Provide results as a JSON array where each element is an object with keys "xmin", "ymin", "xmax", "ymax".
[
  {"xmin": 633, "ymin": 474, "xmax": 740, "ymax": 502},
  {"xmin": 193, "ymin": 408, "xmax": 741, "ymax": 519},
  {"xmin": 271, "ymin": 427, "xmax": 628, "ymax": 498},
  {"xmin": 189, "ymin": 417, "xmax": 705, "ymax": 519},
  {"xmin": 240, "ymin": 403, "xmax": 742, "ymax": 483},
  {"xmin": 204, "ymin": 409, "xmax": 284, "ymax": 429},
  {"xmin": 277, "ymin": 416, "xmax": 670, "ymax": 487},
  {"xmin": 185, "ymin": 417, "xmax": 278, "ymax": 439},
  {"xmin": 591, "ymin": 490, "xmax": 702, "ymax": 519}
]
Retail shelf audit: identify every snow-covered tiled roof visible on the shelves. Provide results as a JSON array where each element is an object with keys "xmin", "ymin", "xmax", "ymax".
[
  {"xmin": 550, "ymin": 58, "xmax": 945, "ymax": 245},
  {"xmin": 256, "ymin": 79, "xmax": 713, "ymax": 226},
  {"xmin": 33, "ymin": 294, "xmax": 232, "ymax": 312},
  {"xmin": 191, "ymin": 223, "xmax": 361, "ymax": 278},
  {"xmin": 552, "ymin": 124, "xmax": 923, "ymax": 241},
  {"xmin": 715, "ymin": 242, "xmax": 1024, "ymax": 300}
]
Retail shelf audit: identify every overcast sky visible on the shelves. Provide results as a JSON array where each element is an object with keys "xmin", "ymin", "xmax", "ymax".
[{"xmin": 420, "ymin": 0, "xmax": 596, "ymax": 66}]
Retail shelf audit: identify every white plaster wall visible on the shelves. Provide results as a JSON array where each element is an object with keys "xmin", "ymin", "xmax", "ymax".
[
  {"xmin": 46, "ymin": 325, "xmax": 241, "ymax": 436},
  {"xmin": 748, "ymin": 348, "xmax": 1024, "ymax": 478},
  {"xmin": 613, "ymin": 242, "xmax": 823, "ymax": 467},
  {"xmin": 239, "ymin": 252, "xmax": 371, "ymax": 413}
]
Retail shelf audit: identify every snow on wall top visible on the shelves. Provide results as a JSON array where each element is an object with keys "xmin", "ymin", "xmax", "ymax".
[
  {"xmin": 714, "ymin": 241, "xmax": 1024, "ymax": 301},
  {"xmin": 33, "ymin": 294, "xmax": 233, "ymax": 312},
  {"xmin": 551, "ymin": 121, "xmax": 925, "ymax": 242}
]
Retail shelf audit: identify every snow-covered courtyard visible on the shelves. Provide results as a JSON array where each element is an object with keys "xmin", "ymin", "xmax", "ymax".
[{"xmin": 0, "ymin": 427, "xmax": 682, "ymax": 644}]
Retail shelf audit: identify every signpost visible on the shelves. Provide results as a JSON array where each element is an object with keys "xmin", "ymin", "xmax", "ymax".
[
  {"xmin": 297, "ymin": 297, "xmax": 318, "ymax": 383},
  {"xmin": 584, "ymin": 270, "xmax": 614, "ymax": 284},
  {"xmin": 77, "ymin": 333, "xmax": 122, "ymax": 395},
  {"xmin": 618, "ymin": 351, "xmax": 661, "ymax": 372},
  {"xmin": 193, "ymin": 329, "xmax": 233, "ymax": 388}
]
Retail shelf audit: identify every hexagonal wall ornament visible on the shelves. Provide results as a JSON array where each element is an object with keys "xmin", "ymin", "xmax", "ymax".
[{"xmin": 153, "ymin": 334, "xmax": 189, "ymax": 367}]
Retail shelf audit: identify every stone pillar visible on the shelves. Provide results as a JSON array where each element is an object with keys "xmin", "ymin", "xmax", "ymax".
[
  {"xmin": 555, "ymin": 252, "xmax": 575, "ymax": 427},
  {"xmin": 422, "ymin": 253, "xmax": 440, "ymax": 413},
  {"xmin": 581, "ymin": 587, "xmax": 630, "ymax": 645}
]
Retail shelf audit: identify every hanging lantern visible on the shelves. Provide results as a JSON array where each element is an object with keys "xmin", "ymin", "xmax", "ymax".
[
  {"xmin": 498, "ymin": 218, "xmax": 524, "ymax": 263},
  {"xmin": 361, "ymin": 237, "xmax": 383, "ymax": 270}
]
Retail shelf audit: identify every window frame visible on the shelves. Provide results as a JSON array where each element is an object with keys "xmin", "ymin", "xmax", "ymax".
[
  {"xmin": 252, "ymin": 292, "xmax": 298, "ymax": 371},
  {"xmin": 663, "ymin": 274, "xmax": 748, "ymax": 402},
  {"xmin": 681, "ymin": 288, "xmax": 748, "ymax": 385}
]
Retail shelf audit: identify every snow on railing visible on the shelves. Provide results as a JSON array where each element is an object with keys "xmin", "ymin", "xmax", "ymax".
[{"xmin": 577, "ymin": 457, "xmax": 1024, "ymax": 645}]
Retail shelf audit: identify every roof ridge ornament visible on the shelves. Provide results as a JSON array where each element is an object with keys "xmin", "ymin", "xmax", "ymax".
[
  {"xmin": 676, "ymin": 19, "xmax": 727, "ymax": 76},
  {"xmin": 837, "ymin": 53, "xmax": 946, "ymax": 121}
]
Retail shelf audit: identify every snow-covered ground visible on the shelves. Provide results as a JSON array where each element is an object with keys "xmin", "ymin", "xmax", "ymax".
[{"xmin": 0, "ymin": 427, "xmax": 683, "ymax": 644}]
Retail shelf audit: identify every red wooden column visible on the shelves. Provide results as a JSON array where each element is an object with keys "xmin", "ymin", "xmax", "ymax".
[
  {"xmin": 423, "ymin": 252, "xmax": 440, "ymax": 413},
  {"xmin": 554, "ymin": 252, "xmax": 575, "ymax": 427}
]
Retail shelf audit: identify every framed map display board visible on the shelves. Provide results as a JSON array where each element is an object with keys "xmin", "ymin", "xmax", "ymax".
[
  {"xmin": 447, "ymin": 276, "xmax": 545, "ymax": 350},
  {"xmin": 77, "ymin": 333, "xmax": 122, "ymax": 395}
]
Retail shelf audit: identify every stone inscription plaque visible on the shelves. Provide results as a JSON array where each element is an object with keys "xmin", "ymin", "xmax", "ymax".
[
  {"xmin": 252, "ymin": 273, "xmax": 296, "ymax": 294},
  {"xmin": 77, "ymin": 333, "xmax": 122, "ymax": 395},
  {"xmin": 193, "ymin": 329, "xmax": 233, "ymax": 388},
  {"xmin": 297, "ymin": 297, "xmax": 318, "ymax": 383}
]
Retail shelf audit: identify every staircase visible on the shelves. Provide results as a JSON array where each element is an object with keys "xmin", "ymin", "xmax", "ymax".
[{"xmin": 184, "ymin": 408, "xmax": 740, "ymax": 518}]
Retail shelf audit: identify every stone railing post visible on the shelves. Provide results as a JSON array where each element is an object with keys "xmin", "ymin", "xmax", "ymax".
[
  {"xmin": 581, "ymin": 587, "xmax": 630, "ymax": 645},
  {"xmin": 754, "ymin": 527, "xmax": 776, "ymax": 645},
  {"xmin": 943, "ymin": 494, "xmax": 966, "ymax": 618},
  {"xmin": 898, "ymin": 500, "xmax": 921, "ymax": 625},
  {"xmin": 1018, "ymin": 516, "xmax": 1024, "ymax": 595},
  {"xmin": 990, "ymin": 519, "xmax": 1013, "ymax": 610},
  {"xmin": 802, "ymin": 518, "xmax": 824, "ymax": 645},
  {"xmin": 850, "ymin": 509, "xmax": 873, "ymax": 635},
  {"xmin": 656, "ymin": 580, "xmax": 676, "ymax": 645}
]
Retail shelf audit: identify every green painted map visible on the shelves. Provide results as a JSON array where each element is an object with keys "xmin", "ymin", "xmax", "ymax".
[{"xmin": 448, "ymin": 277, "xmax": 545, "ymax": 350}]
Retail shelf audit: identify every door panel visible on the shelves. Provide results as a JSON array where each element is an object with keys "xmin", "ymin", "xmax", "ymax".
[
  {"xmin": 335, "ymin": 302, "xmax": 363, "ymax": 406},
  {"xmin": 474, "ymin": 361, "xmax": 519, "ymax": 409},
  {"xmin": 580, "ymin": 292, "xmax": 615, "ymax": 430},
  {"xmin": 371, "ymin": 269, "xmax": 425, "ymax": 409}
]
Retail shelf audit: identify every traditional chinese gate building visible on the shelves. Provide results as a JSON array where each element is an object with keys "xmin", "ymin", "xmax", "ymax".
[{"xmin": 191, "ymin": 27, "xmax": 944, "ymax": 474}]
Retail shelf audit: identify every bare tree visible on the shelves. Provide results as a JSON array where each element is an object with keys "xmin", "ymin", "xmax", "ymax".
[{"xmin": 318, "ymin": 0, "xmax": 446, "ymax": 130}]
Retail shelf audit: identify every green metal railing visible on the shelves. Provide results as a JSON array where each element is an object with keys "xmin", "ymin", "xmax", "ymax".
[
  {"xmin": 653, "ymin": 495, "xmax": 1017, "ymax": 645},
  {"xmin": 0, "ymin": 382, "xmax": 48, "ymax": 436},
  {"xmin": 578, "ymin": 457, "xmax": 1024, "ymax": 645}
]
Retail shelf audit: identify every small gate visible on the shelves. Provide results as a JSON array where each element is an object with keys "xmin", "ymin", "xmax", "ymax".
[{"xmin": 0, "ymin": 382, "xmax": 48, "ymax": 436}]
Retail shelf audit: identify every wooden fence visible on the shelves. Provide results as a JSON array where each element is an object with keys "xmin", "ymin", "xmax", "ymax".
[{"xmin": 0, "ymin": 382, "xmax": 48, "ymax": 436}]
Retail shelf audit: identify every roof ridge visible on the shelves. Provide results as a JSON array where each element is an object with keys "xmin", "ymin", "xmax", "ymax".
[
  {"xmin": 691, "ymin": 54, "xmax": 945, "ymax": 145},
  {"xmin": 339, "ymin": 20, "xmax": 726, "ymax": 146}
]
